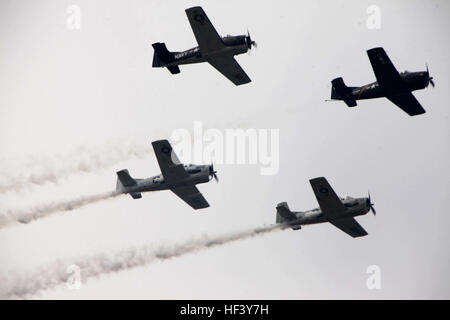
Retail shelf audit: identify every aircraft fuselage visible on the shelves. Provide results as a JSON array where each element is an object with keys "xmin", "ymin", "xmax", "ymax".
[
  {"xmin": 345, "ymin": 71, "xmax": 429, "ymax": 101},
  {"xmin": 119, "ymin": 164, "xmax": 211, "ymax": 194},
  {"xmin": 164, "ymin": 35, "xmax": 249, "ymax": 67},
  {"xmin": 283, "ymin": 197, "xmax": 370, "ymax": 230}
]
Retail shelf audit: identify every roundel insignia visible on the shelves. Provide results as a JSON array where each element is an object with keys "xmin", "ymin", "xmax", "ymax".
[
  {"xmin": 319, "ymin": 187, "xmax": 329, "ymax": 194},
  {"xmin": 194, "ymin": 14, "xmax": 204, "ymax": 22},
  {"xmin": 161, "ymin": 146, "xmax": 171, "ymax": 155}
]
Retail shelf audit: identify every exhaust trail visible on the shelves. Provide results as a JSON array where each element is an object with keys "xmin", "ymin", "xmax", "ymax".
[
  {"xmin": 0, "ymin": 224, "xmax": 287, "ymax": 298},
  {"xmin": 0, "ymin": 191, "xmax": 121, "ymax": 229},
  {"xmin": 0, "ymin": 141, "xmax": 152, "ymax": 194}
]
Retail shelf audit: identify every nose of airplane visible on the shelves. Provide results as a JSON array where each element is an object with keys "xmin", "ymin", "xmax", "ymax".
[
  {"xmin": 425, "ymin": 64, "xmax": 435, "ymax": 88},
  {"xmin": 246, "ymin": 30, "xmax": 257, "ymax": 49},
  {"xmin": 209, "ymin": 163, "xmax": 219, "ymax": 182},
  {"xmin": 366, "ymin": 192, "xmax": 376, "ymax": 215}
]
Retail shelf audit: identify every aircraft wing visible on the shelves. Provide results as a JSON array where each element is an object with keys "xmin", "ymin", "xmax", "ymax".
[
  {"xmin": 208, "ymin": 56, "xmax": 251, "ymax": 85},
  {"xmin": 329, "ymin": 217, "xmax": 368, "ymax": 238},
  {"xmin": 185, "ymin": 6, "xmax": 225, "ymax": 54},
  {"xmin": 171, "ymin": 185, "xmax": 210, "ymax": 209},
  {"xmin": 367, "ymin": 47, "xmax": 406, "ymax": 93},
  {"xmin": 310, "ymin": 177, "xmax": 347, "ymax": 218},
  {"xmin": 151, "ymin": 140, "xmax": 189, "ymax": 183},
  {"xmin": 386, "ymin": 93, "xmax": 426, "ymax": 116}
]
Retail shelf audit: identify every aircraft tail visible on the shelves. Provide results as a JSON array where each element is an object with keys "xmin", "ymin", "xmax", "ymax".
[
  {"xmin": 276, "ymin": 202, "xmax": 301, "ymax": 230},
  {"xmin": 116, "ymin": 169, "xmax": 142, "ymax": 199},
  {"xmin": 331, "ymin": 77, "xmax": 357, "ymax": 107},
  {"xmin": 152, "ymin": 42, "xmax": 180, "ymax": 74},
  {"xmin": 276, "ymin": 202, "xmax": 291, "ymax": 223}
]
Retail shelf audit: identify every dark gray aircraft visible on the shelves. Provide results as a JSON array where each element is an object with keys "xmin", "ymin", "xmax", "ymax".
[
  {"xmin": 330, "ymin": 47, "xmax": 434, "ymax": 116},
  {"xmin": 276, "ymin": 177, "xmax": 375, "ymax": 238},
  {"xmin": 116, "ymin": 140, "xmax": 217, "ymax": 209},
  {"xmin": 152, "ymin": 6, "xmax": 256, "ymax": 85}
]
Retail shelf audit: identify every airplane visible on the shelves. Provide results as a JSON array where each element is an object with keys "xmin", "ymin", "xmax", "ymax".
[
  {"xmin": 115, "ymin": 139, "xmax": 218, "ymax": 210},
  {"xmin": 330, "ymin": 47, "xmax": 434, "ymax": 116},
  {"xmin": 276, "ymin": 177, "xmax": 375, "ymax": 238},
  {"xmin": 151, "ymin": 6, "xmax": 256, "ymax": 86}
]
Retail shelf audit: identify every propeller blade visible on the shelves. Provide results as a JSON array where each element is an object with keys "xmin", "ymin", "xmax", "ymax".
[
  {"xmin": 367, "ymin": 191, "xmax": 376, "ymax": 215},
  {"xmin": 426, "ymin": 64, "xmax": 435, "ymax": 88},
  {"xmin": 246, "ymin": 29, "xmax": 256, "ymax": 50},
  {"xmin": 430, "ymin": 78, "xmax": 435, "ymax": 87},
  {"xmin": 209, "ymin": 162, "xmax": 219, "ymax": 183}
]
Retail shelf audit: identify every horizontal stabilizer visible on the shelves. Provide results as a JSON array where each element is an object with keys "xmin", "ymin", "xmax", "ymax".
[
  {"xmin": 167, "ymin": 65, "xmax": 181, "ymax": 74},
  {"xmin": 344, "ymin": 99, "xmax": 357, "ymax": 107},
  {"xmin": 130, "ymin": 192, "xmax": 142, "ymax": 199}
]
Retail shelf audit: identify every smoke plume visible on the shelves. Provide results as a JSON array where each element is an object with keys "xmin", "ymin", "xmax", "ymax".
[
  {"xmin": 0, "ymin": 141, "xmax": 151, "ymax": 193},
  {"xmin": 0, "ymin": 191, "xmax": 120, "ymax": 229},
  {"xmin": 1, "ymin": 224, "xmax": 286, "ymax": 298}
]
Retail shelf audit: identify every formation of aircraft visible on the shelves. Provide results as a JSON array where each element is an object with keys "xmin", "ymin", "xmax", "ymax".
[
  {"xmin": 152, "ymin": 6, "xmax": 255, "ymax": 85},
  {"xmin": 275, "ymin": 177, "xmax": 375, "ymax": 238},
  {"xmin": 116, "ymin": 140, "xmax": 217, "ymax": 210},
  {"xmin": 117, "ymin": 6, "xmax": 437, "ymax": 237},
  {"xmin": 330, "ymin": 47, "xmax": 434, "ymax": 116}
]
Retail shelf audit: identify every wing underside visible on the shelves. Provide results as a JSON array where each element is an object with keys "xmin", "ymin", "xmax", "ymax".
[
  {"xmin": 367, "ymin": 47, "xmax": 405, "ymax": 92},
  {"xmin": 208, "ymin": 57, "xmax": 251, "ymax": 85},
  {"xmin": 151, "ymin": 140, "xmax": 188, "ymax": 183},
  {"xmin": 329, "ymin": 217, "xmax": 368, "ymax": 238},
  {"xmin": 185, "ymin": 6, "xmax": 225, "ymax": 54},
  {"xmin": 386, "ymin": 93, "xmax": 426, "ymax": 116},
  {"xmin": 367, "ymin": 47, "xmax": 426, "ymax": 116},
  {"xmin": 309, "ymin": 177, "xmax": 347, "ymax": 218},
  {"xmin": 171, "ymin": 185, "xmax": 210, "ymax": 209}
]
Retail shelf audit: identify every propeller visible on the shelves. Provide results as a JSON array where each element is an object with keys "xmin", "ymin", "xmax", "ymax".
[
  {"xmin": 426, "ymin": 64, "xmax": 435, "ymax": 88},
  {"xmin": 246, "ymin": 29, "xmax": 257, "ymax": 50},
  {"xmin": 367, "ymin": 191, "xmax": 376, "ymax": 216},
  {"xmin": 209, "ymin": 163, "xmax": 219, "ymax": 183}
]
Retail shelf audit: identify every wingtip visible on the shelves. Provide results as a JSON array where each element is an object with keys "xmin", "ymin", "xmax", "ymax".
[
  {"xmin": 276, "ymin": 201, "xmax": 288, "ymax": 208},
  {"xmin": 185, "ymin": 6, "xmax": 203, "ymax": 12},
  {"xmin": 367, "ymin": 47, "xmax": 384, "ymax": 54},
  {"xmin": 151, "ymin": 139, "xmax": 170, "ymax": 145}
]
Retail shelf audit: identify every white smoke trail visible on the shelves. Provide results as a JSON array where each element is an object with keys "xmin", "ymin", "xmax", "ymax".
[
  {"xmin": 0, "ymin": 224, "xmax": 286, "ymax": 298},
  {"xmin": 0, "ymin": 141, "xmax": 152, "ymax": 193},
  {"xmin": 0, "ymin": 191, "xmax": 120, "ymax": 229}
]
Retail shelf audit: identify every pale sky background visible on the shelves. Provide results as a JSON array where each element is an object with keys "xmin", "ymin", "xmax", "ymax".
[{"xmin": 0, "ymin": 0, "xmax": 449, "ymax": 299}]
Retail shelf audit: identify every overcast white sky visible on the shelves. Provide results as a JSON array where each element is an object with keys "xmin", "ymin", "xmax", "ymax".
[{"xmin": 0, "ymin": 0, "xmax": 449, "ymax": 299}]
